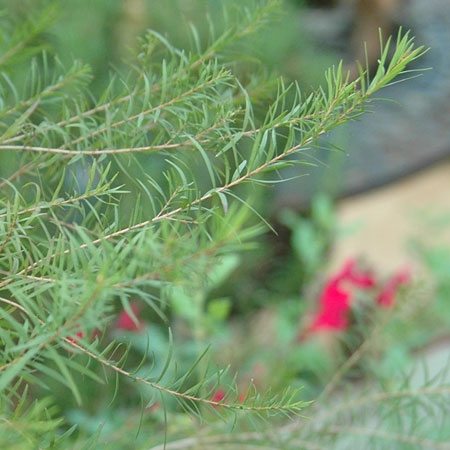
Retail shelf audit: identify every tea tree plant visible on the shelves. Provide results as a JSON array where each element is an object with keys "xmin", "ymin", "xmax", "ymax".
[{"xmin": 0, "ymin": 0, "xmax": 429, "ymax": 448}]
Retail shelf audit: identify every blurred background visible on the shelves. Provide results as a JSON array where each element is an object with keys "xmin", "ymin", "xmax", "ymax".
[{"xmin": 2, "ymin": 0, "xmax": 450, "ymax": 310}]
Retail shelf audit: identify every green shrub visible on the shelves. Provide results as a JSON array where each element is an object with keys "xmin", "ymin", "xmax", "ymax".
[{"xmin": 0, "ymin": 1, "xmax": 438, "ymax": 448}]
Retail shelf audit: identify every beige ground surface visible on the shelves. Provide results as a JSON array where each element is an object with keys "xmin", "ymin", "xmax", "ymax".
[{"xmin": 331, "ymin": 157, "xmax": 450, "ymax": 275}]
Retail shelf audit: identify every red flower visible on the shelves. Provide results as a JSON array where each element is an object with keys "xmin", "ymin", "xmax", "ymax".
[
  {"xmin": 67, "ymin": 330, "xmax": 84, "ymax": 344},
  {"xmin": 211, "ymin": 388, "xmax": 248, "ymax": 407},
  {"xmin": 309, "ymin": 282, "xmax": 351, "ymax": 332},
  {"xmin": 211, "ymin": 388, "xmax": 227, "ymax": 408},
  {"xmin": 116, "ymin": 302, "xmax": 143, "ymax": 331},
  {"xmin": 338, "ymin": 259, "xmax": 376, "ymax": 288},
  {"xmin": 302, "ymin": 259, "xmax": 376, "ymax": 336},
  {"xmin": 376, "ymin": 268, "xmax": 410, "ymax": 307}
]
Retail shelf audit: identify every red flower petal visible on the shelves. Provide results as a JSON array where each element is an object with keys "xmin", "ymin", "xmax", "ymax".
[
  {"xmin": 310, "ymin": 283, "xmax": 351, "ymax": 331},
  {"xmin": 67, "ymin": 330, "xmax": 84, "ymax": 345},
  {"xmin": 376, "ymin": 268, "xmax": 410, "ymax": 307},
  {"xmin": 116, "ymin": 303, "xmax": 142, "ymax": 331},
  {"xmin": 211, "ymin": 388, "xmax": 227, "ymax": 407},
  {"xmin": 302, "ymin": 259, "xmax": 376, "ymax": 337},
  {"xmin": 336, "ymin": 259, "xmax": 376, "ymax": 288}
]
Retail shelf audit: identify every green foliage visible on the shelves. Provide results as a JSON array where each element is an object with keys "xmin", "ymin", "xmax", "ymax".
[
  {"xmin": 0, "ymin": 0, "xmax": 442, "ymax": 448},
  {"xmin": 279, "ymin": 193, "xmax": 335, "ymax": 286}
]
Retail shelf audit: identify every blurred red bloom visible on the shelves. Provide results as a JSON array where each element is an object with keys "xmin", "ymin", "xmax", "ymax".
[
  {"xmin": 339, "ymin": 259, "xmax": 376, "ymax": 288},
  {"xmin": 116, "ymin": 302, "xmax": 143, "ymax": 331},
  {"xmin": 303, "ymin": 259, "xmax": 376, "ymax": 336},
  {"xmin": 376, "ymin": 268, "xmax": 410, "ymax": 307},
  {"xmin": 211, "ymin": 388, "xmax": 227, "ymax": 407},
  {"xmin": 67, "ymin": 328, "xmax": 102, "ymax": 346},
  {"xmin": 211, "ymin": 388, "xmax": 248, "ymax": 407},
  {"xmin": 309, "ymin": 283, "xmax": 351, "ymax": 332},
  {"xmin": 299, "ymin": 259, "xmax": 413, "ymax": 341},
  {"xmin": 67, "ymin": 330, "xmax": 84, "ymax": 344}
]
